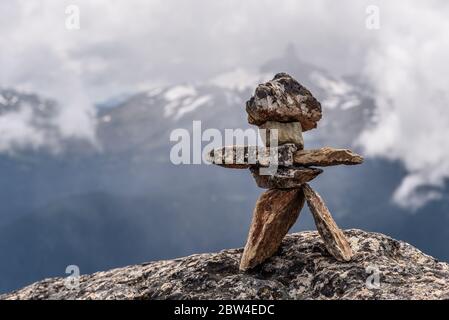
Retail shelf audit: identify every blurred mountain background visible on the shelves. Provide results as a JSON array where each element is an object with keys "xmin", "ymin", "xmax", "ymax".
[{"xmin": 1, "ymin": 46, "xmax": 449, "ymax": 293}]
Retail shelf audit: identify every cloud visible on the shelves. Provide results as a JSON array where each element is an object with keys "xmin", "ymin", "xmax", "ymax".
[
  {"xmin": 0, "ymin": 106, "xmax": 47, "ymax": 153},
  {"xmin": 358, "ymin": 1, "xmax": 449, "ymax": 209},
  {"xmin": 0, "ymin": 0, "xmax": 97, "ymax": 152},
  {"xmin": 1, "ymin": 0, "xmax": 374, "ymax": 96}
]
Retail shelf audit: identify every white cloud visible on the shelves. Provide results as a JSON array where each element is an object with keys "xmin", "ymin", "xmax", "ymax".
[
  {"xmin": 0, "ymin": 105, "xmax": 49, "ymax": 153},
  {"xmin": 358, "ymin": 1, "xmax": 449, "ymax": 209},
  {"xmin": 0, "ymin": 0, "xmax": 98, "ymax": 151},
  {"xmin": 0, "ymin": 0, "xmax": 373, "ymax": 100}
]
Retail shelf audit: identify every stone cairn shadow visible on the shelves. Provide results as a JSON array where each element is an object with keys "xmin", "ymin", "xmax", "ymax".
[{"xmin": 207, "ymin": 73, "xmax": 364, "ymax": 271}]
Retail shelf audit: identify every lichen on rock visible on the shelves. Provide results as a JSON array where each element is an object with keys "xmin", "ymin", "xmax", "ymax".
[{"xmin": 2, "ymin": 229, "xmax": 449, "ymax": 300}]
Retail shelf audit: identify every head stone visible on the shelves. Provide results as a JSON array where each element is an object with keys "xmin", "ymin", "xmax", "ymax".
[{"xmin": 246, "ymin": 73, "xmax": 322, "ymax": 131}]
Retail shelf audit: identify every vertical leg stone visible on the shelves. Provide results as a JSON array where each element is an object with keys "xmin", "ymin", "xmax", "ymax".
[
  {"xmin": 240, "ymin": 188, "xmax": 305, "ymax": 271},
  {"xmin": 302, "ymin": 184, "xmax": 353, "ymax": 262}
]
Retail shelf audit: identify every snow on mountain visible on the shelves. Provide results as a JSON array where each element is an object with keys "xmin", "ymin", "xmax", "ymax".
[
  {"xmin": 310, "ymin": 71, "xmax": 361, "ymax": 110},
  {"xmin": 164, "ymin": 85, "xmax": 197, "ymax": 101},
  {"xmin": 162, "ymin": 85, "xmax": 213, "ymax": 119},
  {"xmin": 209, "ymin": 68, "xmax": 272, "ymax": 92}
]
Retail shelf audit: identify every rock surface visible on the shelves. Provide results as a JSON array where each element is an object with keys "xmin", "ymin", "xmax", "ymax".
[
  {"xmin": 259, "ymin": 121, "xmax": 304, "ymax": 148},
  {"xmin": 3, "ymin": 229, "xmax": 449, "ymax": 300},
  {"xmin": 303, "ymin": 184, "xmax": 353, "ymax": 262},
  {"xmin": 246, "ymin": 73, "xmax": 322, "ymax": 131},
  {"xmin": 250, "ymin": 166, "xmax": 322, "ymax": 189},
  {"xmin": 240, "ymin": 189, "xmax": 305, "ymax": 271},
  {"xmin": 293, "ymin": 147, "xmax": 364, "ymax": 167}
]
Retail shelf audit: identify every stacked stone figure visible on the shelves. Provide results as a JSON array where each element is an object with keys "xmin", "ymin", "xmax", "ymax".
[{"xmin": 208, "ymin": 73, "xmax": 363, "ymax": 271}]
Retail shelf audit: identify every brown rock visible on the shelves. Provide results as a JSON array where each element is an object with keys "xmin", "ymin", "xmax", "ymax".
[
  {"xmin": 302, "ymin": 184, "xmax": 353, "ymax": 262},
  {"xmin": 246, "ymin": 73, "xmax": 322, "ymax": 131},
  {"xmin": 259, "ymin": 121, "xmax": 304, "ymax": 149},
  {"xmin": 206, "ymin": 145, "xmax": 257, "ymax": 169},
  {"xmin": 207, "ymin": 144, "xmax": 297, "ymax": 169},
  {"xmin": 240, "ymin": 188, "xmax": 305, "ymax": 271},
  {"xmin": 207, "ymin": 146, "xmax": 364, "ymax": 169},
  {"xmin": 250, "ymin": 166, "xmax": 322, "ymax": 189},
  {"xmin": 294, "ymin": 147, "xmax": 364, "ymax": 167}
]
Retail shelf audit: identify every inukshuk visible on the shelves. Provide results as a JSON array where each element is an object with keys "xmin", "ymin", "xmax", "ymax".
[{"xmin": 207, "ymin": 73, "xmax": 364, "ymax": 271}]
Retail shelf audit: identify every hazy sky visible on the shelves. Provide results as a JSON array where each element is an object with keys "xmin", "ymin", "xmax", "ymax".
[
  {"xmin": 1, "ymin": 0, "xmax": 449, "ymax": 209},
  {"xmin": 0, "ymin": 0, "xmax": 381, "ymax": 99}
]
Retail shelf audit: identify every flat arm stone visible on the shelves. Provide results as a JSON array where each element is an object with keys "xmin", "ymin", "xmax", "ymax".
[
  {"xmin": 207, "ymin": 146, "xmax": 363, "ymax": 169},
  {"xmin": 293, "ymin": 147, "xmax": 363, "ymax": 167},
  {"xmin": 206, "ymin": 144, "xmax": 297, "ymax": 169},
  {"xmin": 246, "ymin": 73, "xmax": 322, "ymax": 131}
]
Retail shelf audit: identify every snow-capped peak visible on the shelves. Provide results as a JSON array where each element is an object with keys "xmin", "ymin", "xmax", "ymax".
[
  {"xmin": 209, "ymin": 68, "xmax": 271, "ymax": 92},
  {"xmin": 164, "ymin": 85, "xmax": 197, "ymax": 101}
]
